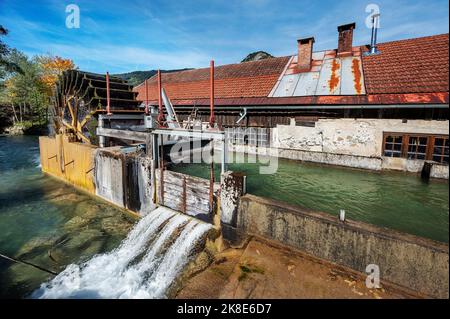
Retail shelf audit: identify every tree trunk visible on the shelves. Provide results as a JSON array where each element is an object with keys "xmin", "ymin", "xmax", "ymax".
[
  {"xmin": 11, "ymin": 102, "xmax": 19, "ymax": 123},
  {"xmin": 19, "ymin": 103, "xmax": 22, "ymax": 122}
]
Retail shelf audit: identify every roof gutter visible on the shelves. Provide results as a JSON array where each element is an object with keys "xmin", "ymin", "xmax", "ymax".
[{"xmin": 173, "ymin": 104, "xmax": 449, "ymax": 111}]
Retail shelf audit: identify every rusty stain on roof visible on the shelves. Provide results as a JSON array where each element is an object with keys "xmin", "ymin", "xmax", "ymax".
[
  {"xmin": 134, "ymin": 34, "xmax": 448, "ymax": 106},
  {"xmin": 328, "ymin": 59, "xmax": 341, "ymax": 92},
  {"xmin": 352, "ymin": 58, "xmax": 362, "ymax": 94}
]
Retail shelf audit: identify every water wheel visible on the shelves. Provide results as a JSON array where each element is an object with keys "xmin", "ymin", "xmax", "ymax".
[{"xmin": 52, "ymin": 70, "xmax": 142, "ymax": 144}]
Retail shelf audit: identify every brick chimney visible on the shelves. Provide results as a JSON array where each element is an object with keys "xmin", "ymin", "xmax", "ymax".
[
  {"xmin": 337, "ymin": 23, "xmax": 356, "ymax": 57},
  {"xmin": 297, "ymin": 37, "xmax": 315, "ymax": 71}
]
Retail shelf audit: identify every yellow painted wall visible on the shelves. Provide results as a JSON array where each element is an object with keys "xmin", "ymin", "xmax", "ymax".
[{"xmin": 39, "ymin": 135, "xmax": 96, "ymax": 194}]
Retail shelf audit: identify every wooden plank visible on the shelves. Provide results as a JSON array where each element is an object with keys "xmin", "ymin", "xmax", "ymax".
[
  {"xmin": 157, "ymin": 170, "xmax": 211, "ymax": 189},
  {"xmin": 97, "ymin": 127, "xmax": 147, "ymax": 142}
]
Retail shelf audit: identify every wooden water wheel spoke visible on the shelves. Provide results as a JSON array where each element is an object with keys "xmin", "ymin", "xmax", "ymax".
[{"xmin": 53, "ymin": 70, "xmax": 142, "ymax": 145}]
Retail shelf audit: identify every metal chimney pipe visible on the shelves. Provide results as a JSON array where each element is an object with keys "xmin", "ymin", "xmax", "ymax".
[{"xmin": 369, "ymin": 14, "xmax": 380, "ymax": 55}]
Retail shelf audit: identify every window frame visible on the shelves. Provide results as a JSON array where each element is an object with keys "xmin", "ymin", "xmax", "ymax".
[{"xmin": 382, "ymin": 132, "xmax": 449, "ymax": 164}]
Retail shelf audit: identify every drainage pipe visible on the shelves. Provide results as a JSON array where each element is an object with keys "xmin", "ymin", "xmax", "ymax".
[{"xmin": 209, "ymin": 60, "xmax": 215, "ymax": 128}]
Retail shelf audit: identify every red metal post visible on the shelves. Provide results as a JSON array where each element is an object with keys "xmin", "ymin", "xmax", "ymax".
[
  {"xmin": 144, "ymin": 79, "xmax": 149, "ymax": 115},
  {"xmin": 209, "ymin": 60, "xmax": 215, "ymax": 127},
  {"xmin": 106, "ymin": 72, "xmax": 111, "ymax": 115},
  {"xmin": 157, "ymin": 69, "xmax": 164, "ymax": 126}
]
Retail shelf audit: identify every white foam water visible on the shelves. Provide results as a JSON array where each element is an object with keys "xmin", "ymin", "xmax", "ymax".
[{"xmin": 32, "ymin": 207, "xmax": 212, "ymax": 299}]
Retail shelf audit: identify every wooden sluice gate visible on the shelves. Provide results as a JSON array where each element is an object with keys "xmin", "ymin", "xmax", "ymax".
[{"xmin": 39, "ymin": 64, "xmax": 245, "ymax": 239}]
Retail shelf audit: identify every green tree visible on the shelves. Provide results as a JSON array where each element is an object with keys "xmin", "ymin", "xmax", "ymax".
[
  {"xmin": 0, "ymin": 25, "xmax": 76, "ymax": 132},
  {"xmin": 3, "ymin": 50, "xmax": 47, "ymax": 125},
  {"xmin": 0, "ymin": 25, "xmax": 21, "ymax": 79}
]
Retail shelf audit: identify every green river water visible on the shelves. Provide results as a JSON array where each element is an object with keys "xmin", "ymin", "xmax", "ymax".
[
  {"xmin": 171, "ymin": 153, "xmax": 449, "ymax": 243},
  {"xmin": 0, "ymin": 136, "xmax": 448, "ymax": 298},
  {"xmin": 0, "ymin": 136, "xmax": 136, "ymax": 298}
]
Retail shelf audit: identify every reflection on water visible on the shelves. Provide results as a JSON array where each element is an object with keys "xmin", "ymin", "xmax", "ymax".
[
  {"xmin": 171, "ymin": 153, "xmax": 449, "ymax": 243},
  {"xmin": 0, "ymin": 136, "xmax": 136, "ymax": 298}
]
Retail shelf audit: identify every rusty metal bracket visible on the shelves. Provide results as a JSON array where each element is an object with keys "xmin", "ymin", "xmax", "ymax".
[{"xmin": 64, "ymin": 159, "xmax": 74, "ymax": 167}]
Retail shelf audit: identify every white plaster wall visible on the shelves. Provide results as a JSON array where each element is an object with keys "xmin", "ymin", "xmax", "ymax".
[
  {"xmin": 274, "ymin": 119, "xmax": 449, "ymax": 158},
  {"xmin": 431, "ymin": 164, "xmax": 449, "ymax": 179},
  {"xmin": 274, "ymin": 125, "xmax": 323, "ymax": 152}
]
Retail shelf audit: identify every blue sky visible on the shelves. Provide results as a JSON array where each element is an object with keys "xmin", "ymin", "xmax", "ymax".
[{"xmin": 0, "ymin": 0, "xmax": 448, "ymax": 73}]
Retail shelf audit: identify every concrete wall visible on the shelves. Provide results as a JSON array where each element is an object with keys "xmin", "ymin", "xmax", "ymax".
[
  {"xmin": 237, "ymin": 194, "xmax": 449, "ymax": 298},
  {"xmin": 228, "ymin": 119, "xmax": 449, "ymax": 178},
  {"xmin": 94, "ymin": 147, "xmax": 157, "ymax": 215},
  {"xmin": 39, "ymin": 135, "xmax": 96, "ymax": 193},
  {"xmin": 95, "ymin": 149, "xmax": 125, "ymax": 208},
  {"xmin": 273, "ymin": 119, "xmax": 449, "ymax": 157},
  {"xmin": 431, "ymin": 164, "xmax": 449, "ymax": 179},
  {"xmin": 40, "ymin": 138, "xmax": 222, "ymax": 219}
]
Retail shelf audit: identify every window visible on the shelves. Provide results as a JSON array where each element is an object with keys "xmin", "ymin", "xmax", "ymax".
[
  {"xmin": 383, "ymin": 133, "xmax": 449, "ymax": 165},
  {"xmin": 432, "ymin": 137, "xmax": 449, "ymax": 164},
  {"xmin": 383, "ymin": 135, "xmax": 403, "ymax": 157},
  {"xmin": 407, "ymin": 136, "xmax": 428, "ymax": 160}
]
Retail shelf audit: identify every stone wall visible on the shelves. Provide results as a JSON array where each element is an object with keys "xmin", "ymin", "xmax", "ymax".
[{"xmin": 237, "ymin": 194, "xmax": 449, "ymax": 298}]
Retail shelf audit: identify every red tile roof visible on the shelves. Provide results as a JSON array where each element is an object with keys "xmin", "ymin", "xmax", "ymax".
[
  {"xmin": 362, "ymin": 33, "xmax": 449, "ymax": 94},
  {"xmin": 134, "ymin": 34, "xmax": 449, "ymax": 106},
  {"xmin": 134, "ymin": 56, "xmax": 290, "ymax": 101}
]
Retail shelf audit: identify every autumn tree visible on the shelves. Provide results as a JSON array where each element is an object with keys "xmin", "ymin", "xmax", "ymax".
[
  {"xmin": 37, "ymin": 55, "xmax": 74, "ymax": 96},
  {"xmin": 1, "ymin": 25, "xmax": 76, "ymax": 132}
]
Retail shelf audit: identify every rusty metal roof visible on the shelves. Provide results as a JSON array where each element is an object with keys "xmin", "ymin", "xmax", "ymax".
[
  {"xmin": 269, "ymin": 47, "xmax": 366, "ymax": 97},
  {"xmin": 134, "ymin": 34, "xmax": 449, "ymax": 107}
]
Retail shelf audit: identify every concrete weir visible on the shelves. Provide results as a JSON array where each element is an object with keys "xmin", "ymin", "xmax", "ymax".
[
  {"xmin": 39, "ymin": 134, "xmax": 449, "ymax": 299},
  {"xmin": 231, "ymin": 194, "xmax": 449, "ymax": 299}
]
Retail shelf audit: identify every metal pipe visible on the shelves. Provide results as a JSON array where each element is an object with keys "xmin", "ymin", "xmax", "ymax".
[
  {"xmin": 209, "ymin": 139, "xmax": 214, "ymax": 211},
  {"xmin": 236, "ymin": 107, "xmax": 247, "ymax": 124},
  {"xmin": 209, "ymin": 60, "xmax": 215, "ymax": 127},
  {"xmin": 369, "ymin": 14, "xmax": 380, "ymax": 55},
  {"xmin": 157, "ymin": 70, "xmax": 164, "ymax": 126},
  {"xmin": 144, "ymin": 79, "xmax": 149, "ymax": 115},
  {"xmin": 161, "ymin": 88, "xmax": 180, "ymax": 128},
  {"xmin": 106, "ymin": 72, "xmax": 112, "ymax": 115}
]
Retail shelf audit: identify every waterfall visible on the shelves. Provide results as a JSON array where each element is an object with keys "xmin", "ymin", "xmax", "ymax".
[{"xmin": 32, "ymin": 207, "xmax": 212, "ymax": 299}]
